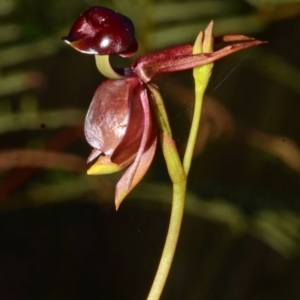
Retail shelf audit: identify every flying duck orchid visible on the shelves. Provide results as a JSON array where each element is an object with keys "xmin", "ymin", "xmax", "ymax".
[{"xmin": 63, "ymin": 6, "xmax": 265, "ymax": 209}]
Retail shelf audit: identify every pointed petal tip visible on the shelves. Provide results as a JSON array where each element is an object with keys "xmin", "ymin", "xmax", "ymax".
[
  {"xmin": 61, "ymin": 37, "xmax": 97, "ymax": 54},
  {"xmin": 61, "ymin": 36, "xmax": 69, "ymax": 43},
  {"xmin": 115, "ymin": 200, "xmax": 121, "ymax": 211},
  {"xmin": 215, "ymin": 34, "xmax": 268, "ymax": 45},
  {"xmin": 61, "ymin": 36, "xmax": 77, "ymax": 46},
  {"xmin": 115, "ymin": 190, "xmax": 127, "ymax": 210},
  {"xmin": 206, "ymin": 20, "xmax": 214, "ymax": 31},
  {"xmin": 87, "ymin": 156, "xmax": 123, "ymax": 175}
]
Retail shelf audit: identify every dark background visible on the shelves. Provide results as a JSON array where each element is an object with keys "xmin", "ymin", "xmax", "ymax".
[{"xmin": 0, "ymin": 0, "xmax": 300, "ymax": 299}]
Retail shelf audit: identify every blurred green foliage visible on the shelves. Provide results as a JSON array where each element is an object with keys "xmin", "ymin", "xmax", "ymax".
[{"xmin": 0, "ymin": 0, "xmax": 300, "ymax": 299}]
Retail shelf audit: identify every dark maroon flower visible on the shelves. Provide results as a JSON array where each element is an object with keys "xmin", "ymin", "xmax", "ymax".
[
  {"xmin": 63, "ymin": 6, "xmax": 265, "ymax": 208},
  {"xmin": 84, "ymin": 78, "xmax": 157, "ymax": 207},
  {"xmin": 62, "ymin": 6, "xmax": 138, "ymax": 57}
]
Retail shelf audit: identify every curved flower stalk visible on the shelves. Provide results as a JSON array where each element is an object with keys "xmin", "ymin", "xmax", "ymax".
[{"xmin": 63, "ymin": 6, "xmax": 266, "ymax": 299}]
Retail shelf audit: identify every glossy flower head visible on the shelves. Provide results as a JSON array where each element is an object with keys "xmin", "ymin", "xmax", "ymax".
[{"xmin": 62, "ymin": 6, "xmax": 138, "ymax": 57}]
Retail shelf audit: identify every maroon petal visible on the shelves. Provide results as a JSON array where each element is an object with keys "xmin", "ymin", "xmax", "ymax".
[
  {"xmin": 115, "ymin": 86, "xmax": 157, "ymax": 208},
  {"xmin": 111, "ymin": 80, "xmax": 145, "ymax": 167},
  {"xmin": 62, "ymin": 6, "xmax": 138, "ymax": 56},
  {"xmin": 133, "ymin": 39, "xmax": 265, "ymax": 82},
  {"xmin": 115, "ymin": 132, "xmax": 157, "ymax": 209},
  {"xmin": 84, "ymin": 78, "xmax": 140, "ymax": 158}
]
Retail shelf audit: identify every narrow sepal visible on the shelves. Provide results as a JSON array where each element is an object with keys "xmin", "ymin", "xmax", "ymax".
[
  {"xmin": 115, "ymin": 133, "xmax": 157, "ymax": 209},
  {"xmin": 114, "ymin": 87, "xmax": 157, "ymax": 209},
  {"xmin": 133, "ymin": 37, "xmax": 266, "ymax": 82}
]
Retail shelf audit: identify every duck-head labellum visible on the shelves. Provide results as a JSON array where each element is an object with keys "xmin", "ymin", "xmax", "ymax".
[{"xmin": 62, "ymin": 6, "xmax": 138, "ymax": 57}]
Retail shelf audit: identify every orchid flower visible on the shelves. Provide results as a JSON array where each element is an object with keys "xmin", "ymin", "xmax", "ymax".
[
  {"xmin": 63, "ymin": 6, "xmax": 264, "ymax": 209},
  {"xmin": 63, "ymin": 6, "xmax": 266, "ymax": 300}
]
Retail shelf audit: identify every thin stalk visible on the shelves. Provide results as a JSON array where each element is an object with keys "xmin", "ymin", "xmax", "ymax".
[
  {"xmin": 146, "ymin": 180, "xmax": 186, "ymax": 300},
  {"xmin": 95, "ymin": 55, "xmax": 125, "ymax": 79},
  {"xmin": 183, "ymin": 22, "xmax": 214, "ymax": 175},
  {"xmin": 145, "ymin": 22, "xmax": 214, "ymax": 300},
  {"xmin": 146, "ymin": 84, "xmax": 186, "ymax": 300},
  {"xmin": 182, "ymin": 82, "xmax": 205, "ymax": 175}
]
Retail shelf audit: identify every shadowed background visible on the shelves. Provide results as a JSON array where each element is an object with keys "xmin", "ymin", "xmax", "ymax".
[{"xmin": 0, "ymin": 0, "xmax": 300, "ymax": 299}]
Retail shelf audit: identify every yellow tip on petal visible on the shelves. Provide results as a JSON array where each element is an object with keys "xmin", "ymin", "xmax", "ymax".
[
  {"xmin": 203, "ymin": 21, "xmax": 214, "ymax": 53},
  {"xmin": 192, "ymin": 21, "xmax": 214, "ymax": 87},
  {"xmin": 87, "ymin": 156, "xmax": 123, "ymax": 175},
  {"xmin": 193, "ymin": 31, "xmax": 204, "ymax": 55}
]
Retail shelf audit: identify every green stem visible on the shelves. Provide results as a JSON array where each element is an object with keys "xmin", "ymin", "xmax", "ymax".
[
  {"xmin": 146, "ymin": 84, "xmax": 186, "ymax": 300},
  {"xmin": 146, "ymin": 180, "xmax": 186, "ymax": 300},
  {"xmin": 182, "ymin": 85, "xmax": 205, "ymax": 175},
  {"xmin": 183, "ymin": 22, "xmax": 214, "ymax": 175},
  {"xmin": 145, "ymin": 22, "xmax": 214, "ymax": 300}
]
